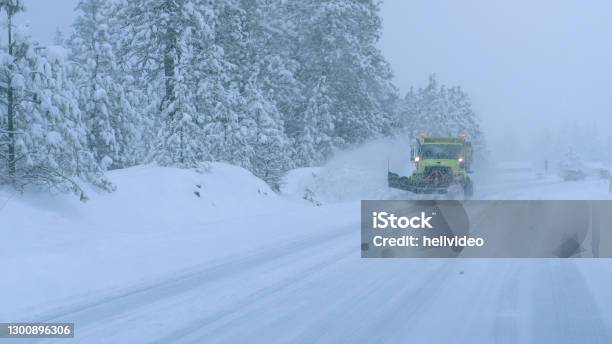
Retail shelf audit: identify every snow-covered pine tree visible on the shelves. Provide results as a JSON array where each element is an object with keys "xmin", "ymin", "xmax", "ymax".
[
  {"xmin": 244, "ymin": 82, "xmax": 290, "ymax": 190},
  {"xmin": 0, "ymin": 0, "xmax": 24, "ymax": 183},
  {"xmin": 409, "ymin": 75, "xmax": 456, "ymax": 135},
  {"xmin": 53, "ymin": 27, "xmax": 66, "ymax": 46},
  {"xmin": 34, "ymin": 45, "xmax": 112, "ymax": 192},
  {"xmin": 412, "ymin": 74, "xmax": 446, "ymax": 136},
  {"xmin": 105, "ymin": 1, "xmax": 151, "ymax": 165},
  {"xmin": 447, "ymin": 85, "xmax": 485, "ymax": 153},
  {"xmin": 70, "ymin": 0, "xmax": 140, "ymax": 170},
  {"xmin": 401, "ymin": 74, "xmax": 485, "ymax": 156},
  {"xmin": 0, "ymin": 5, "xmax": 110, "ymax": 196},
  {"xmin": 213, "ymin": 0, "xmax": 292, "ymax": 184},
  {"xmin": 293, "ymin": 75, "xmax": 335, "ymax": 166},
  {"xmin": 398, "ymin": 87, "xmax": 418, "ymax": 136},
  {"xmin": 292, "ymin": 0, "xmax": 396, "ymax": 156},
  {"xmin": 114, "ymin": 0, "xmax": 224, "ymax": 167},
  {"xmin": 230, "ymin": 0, "xmax": 302, "ymax": 139}
]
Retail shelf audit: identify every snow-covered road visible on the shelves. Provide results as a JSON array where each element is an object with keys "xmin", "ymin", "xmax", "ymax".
[
  {"xmin": 28, "ymin": 205, "xmax": 612, "ymax": 344},
  {"xmin": 3, "ymin": 159, "xmax": 612, "ymax": 343}
]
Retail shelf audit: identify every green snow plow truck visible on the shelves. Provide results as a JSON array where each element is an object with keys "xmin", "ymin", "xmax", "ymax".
[{"xmin": 388, "ymin": 134, "xmax": 474, "ymax": 197}]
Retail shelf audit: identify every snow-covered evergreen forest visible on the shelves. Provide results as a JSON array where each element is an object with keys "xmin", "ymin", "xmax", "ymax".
[{"xmin": 0, "ymin": 0, "xmax": 482, "ymax": 196}]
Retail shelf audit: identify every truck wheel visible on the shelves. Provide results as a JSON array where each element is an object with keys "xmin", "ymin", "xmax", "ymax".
[{"xmin": 464, "ymin": 179, "xmax": 474, "ymax": 198}]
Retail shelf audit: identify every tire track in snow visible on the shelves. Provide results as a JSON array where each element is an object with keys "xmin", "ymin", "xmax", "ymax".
[
  {"xmin": 31, "ymin": 223, "xmax": 357, "ymax": 328},
  {"xmin": 373, "ymin": 261, "xmax": 504, "ymax": 344},
  {"xmin": 494, "ymin": 262, "xmax": 520, "ymax": 344},
  {"xmin": 161, "ymin": 260, "xmax": 452, "ymax": 344},
  {"xmin": 351, "ymin": 261, "xmax": 455, "ymax": 344},
  {"xmin": 531, "ymin": 261, "xmax": 611, "ymax": 343},
  {"xmin": 149, "ymin": 244, "xmax": 357, "ymax": 344}
]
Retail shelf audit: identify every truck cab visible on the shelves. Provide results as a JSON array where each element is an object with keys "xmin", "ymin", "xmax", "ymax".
[{"xmin": 389, "ymin": 135, "xmax": 474, "ymax": 197}]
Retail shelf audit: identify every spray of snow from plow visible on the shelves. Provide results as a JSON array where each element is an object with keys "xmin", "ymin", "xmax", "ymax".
[{"xmin": 283, "ymin": 137, "xmax": 418, "ymax": 203}]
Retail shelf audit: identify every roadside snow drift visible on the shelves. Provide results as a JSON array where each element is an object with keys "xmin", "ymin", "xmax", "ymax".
[{"xmin": 0, "ymin": 163, "xmax": 292, "ymax": 321}]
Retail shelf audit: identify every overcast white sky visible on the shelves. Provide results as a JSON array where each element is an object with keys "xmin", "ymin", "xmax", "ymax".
[
  {"xmin": 379, "ymin": 0, "xmax": 612, "ymax": 157},
  {"xmin": 8, "ymin": 0, "xmax": 612, "ymax": 158},
  {"xmin": 14, "ymin": 0, "xmax": 77, "ymax": 43}
]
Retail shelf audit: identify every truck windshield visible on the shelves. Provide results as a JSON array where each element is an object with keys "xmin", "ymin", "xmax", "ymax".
[{"xmin": 420, "ymin": 144, "xmax": 462, "ymax": 159}]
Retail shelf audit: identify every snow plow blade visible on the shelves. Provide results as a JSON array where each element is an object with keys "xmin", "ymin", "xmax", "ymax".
[{"xmin": 387, "ymin": 172, "xmax": 449, "ymax": 194}]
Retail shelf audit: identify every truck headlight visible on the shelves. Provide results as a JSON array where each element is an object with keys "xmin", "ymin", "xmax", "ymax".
[
  {"xmin": 414, "ymin": 156, "xmax": 420, "ymax": 162},
  {"xmin": 458, "ymin": 157, "xmax": 464, "ymax": 163}
]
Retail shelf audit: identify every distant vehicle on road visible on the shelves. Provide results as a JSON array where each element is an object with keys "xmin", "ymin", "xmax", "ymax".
[{"xmin": 559, "ymin": 168, "xmax": 586, "ymax": 181}]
